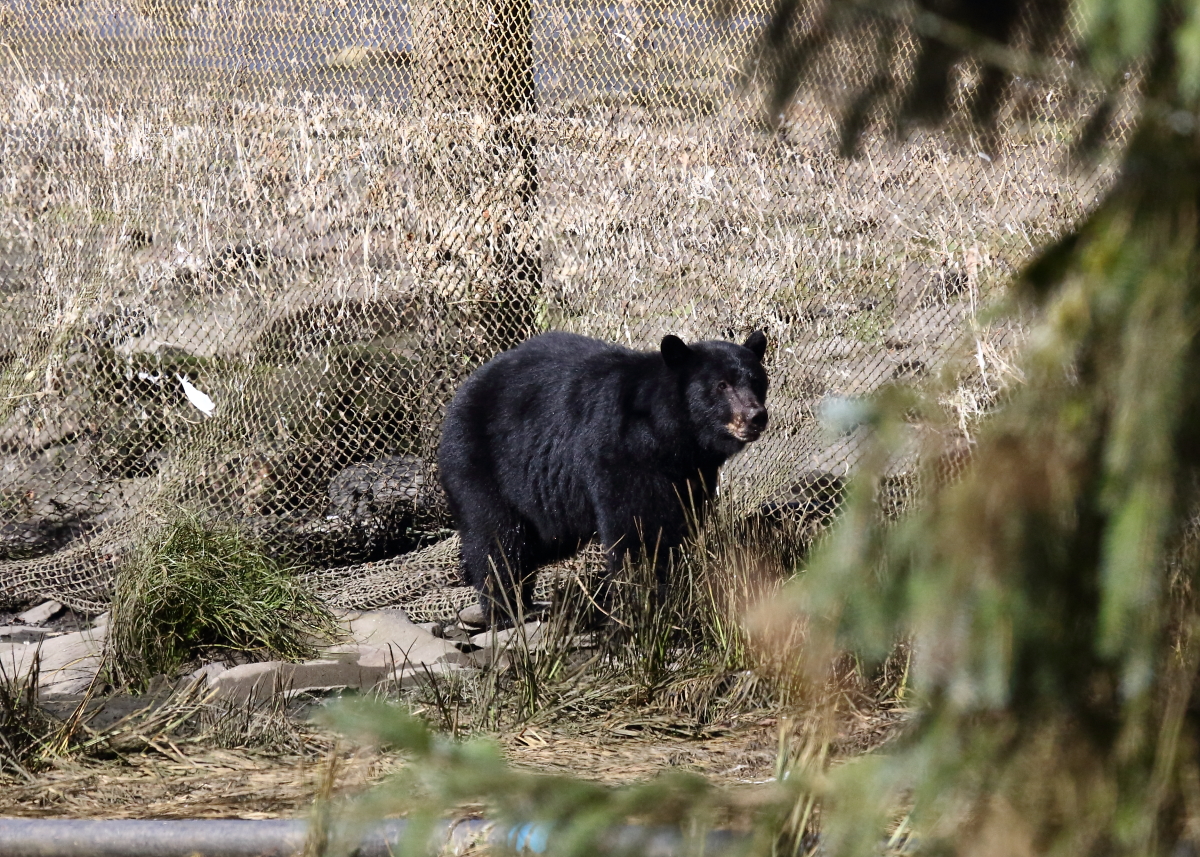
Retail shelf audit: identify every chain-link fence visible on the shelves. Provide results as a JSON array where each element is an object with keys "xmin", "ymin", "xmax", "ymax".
[{"xmin": 0, "ymin": 0, "xmax": 1121, "ymax": 621}]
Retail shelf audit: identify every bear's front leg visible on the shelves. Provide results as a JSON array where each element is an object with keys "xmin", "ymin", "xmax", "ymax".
[{"xmin": 592, "ymin": 476, "xmax": 689, "ymax": 622}]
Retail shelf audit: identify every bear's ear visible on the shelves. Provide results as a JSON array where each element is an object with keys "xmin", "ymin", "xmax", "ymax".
[
  {"xmin": 743, "ymin": 330, "xmax": 767, "ymax": 362},
  {"xmin": 661, "ymin": 335, "xmax": 693, "ymax": 371}
]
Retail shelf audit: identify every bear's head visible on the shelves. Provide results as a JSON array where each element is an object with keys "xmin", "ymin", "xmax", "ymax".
[{"xmin": 661, "ymin": 330, "xmax": 769, "ymax": 458}]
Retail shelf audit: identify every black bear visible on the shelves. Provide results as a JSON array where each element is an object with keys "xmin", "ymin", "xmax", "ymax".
[{"xmin": 437, "ymin": 330, "xmax": 769, "ymax": 624}]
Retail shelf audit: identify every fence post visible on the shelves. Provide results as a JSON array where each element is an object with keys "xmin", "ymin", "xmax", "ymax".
[{"xmin": 411, "ymin": 0, "xmax": 541, "ymax": 360}]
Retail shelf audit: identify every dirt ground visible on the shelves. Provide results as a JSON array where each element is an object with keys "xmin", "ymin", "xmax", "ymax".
[{"xmin": 0, "ymin": 698, "xmax": 904, "ymax": 819}]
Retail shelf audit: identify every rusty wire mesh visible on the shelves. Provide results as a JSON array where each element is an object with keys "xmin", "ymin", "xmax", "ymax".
[{"xmin": 0, "ymin": 0, "xmax": 1122, "ymax": 621}]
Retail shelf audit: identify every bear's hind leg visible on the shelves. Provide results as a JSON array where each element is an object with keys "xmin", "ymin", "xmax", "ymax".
[{"xmin": 460, "ymin": 515, "xmax": 541, "ymax": 627}]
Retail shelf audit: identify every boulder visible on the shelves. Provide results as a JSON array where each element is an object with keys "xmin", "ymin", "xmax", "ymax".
[
  {"xmin": 238, "ymin": 453, "xmax": 449, "ymax": 566},
  {"xmin": 326, "ymin": 456, "xmax": 429, "ymax": 521}
]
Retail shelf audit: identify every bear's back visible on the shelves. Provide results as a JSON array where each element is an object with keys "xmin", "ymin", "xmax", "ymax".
[{"xmin": 499, "ymin": 331, "xmax": 632, "ymax": 368}]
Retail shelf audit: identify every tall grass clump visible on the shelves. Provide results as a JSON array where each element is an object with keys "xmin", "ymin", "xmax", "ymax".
[
  {"xmin": 592, "ymin": 508, "xmax": 809, "ymax": 719},
  {"xmin": 0, "ymin": 654, "xmax": 57, "ymax": 779},
  {"xmin": 109, "ymin": 514, "xmax": 339, "ymax": 690},
  {"xmin": 403, "ymin": 506, "xmax": 811, "ymax": 740}
]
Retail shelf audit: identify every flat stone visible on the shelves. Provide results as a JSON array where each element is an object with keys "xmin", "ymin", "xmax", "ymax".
[
  {"xmin": 209, "ymin": 657, "xmax": 391, "ymax": 703},
  {"xmin": 207, "ymin": 661, "xmax": 286, "ymax": 702},
  {"xmin": 439, "ymin": 625, "xmax": 472, "ymax": 643},
  {"xmin": 341, "ymin": 608, "xmax": 463, "ymax": 668},
  {"xmin": 16, "ymin": 600, "xmax": 64, "ymax": 625},
  {"xmin": 208, "ymin": 648, "xmax": 476, "ymax": 702},
  {"xmin": 469, "ymin": 622, "xmax": 546, "ymax": 668},
  {"xmin": 390, "ymin": 662, "xmax": 471, "ymax": 689},
  {"xmin": 39, "ymin": 626, "xmax": 106, "ymax": 696},
  {"xmin": 468, "ymin": 622, "xmax": 545, "ymax": 651},
  {"xmin": 0, "ymin": 623, "xmax": 105, "ymax": 696},
  {"xmin": 0, "ymin": 625, "xmax": 54, "ymax": 643},
  {"xmin": 347, "ymin": 644, "xmax": 402, "ymax": 670},
  {"xmin": 187, "ymin": 662, "xmax": 229, "ymax": 683},
  {"xmin": 0, "ymin": 643, "xmax": 36, "ymax": 683},
  {"xmin": 348, "ymin": 643, "xmax": 477, "ymax": 670}
]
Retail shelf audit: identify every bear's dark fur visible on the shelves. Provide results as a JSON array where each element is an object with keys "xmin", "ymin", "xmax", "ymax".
[{"xmin": 437, "ymin": 330, "xmax": 769, "ymax": 623}]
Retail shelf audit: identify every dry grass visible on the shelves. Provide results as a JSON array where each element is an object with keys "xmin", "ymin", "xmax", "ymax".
[
  {"xmin": 0, "ymin": 21, "xmax": 1103, "ymax": 527},
  {"xmin": 0, "ymin": 747, "xmax": 394, "ymax": 819},
  {"xmin": 0, "ymin": 714, "xmax": 900, "ymax": 823},
  {"xmin": 0, "ymin": 59, "xmax": 1091, "ymax": 605}
]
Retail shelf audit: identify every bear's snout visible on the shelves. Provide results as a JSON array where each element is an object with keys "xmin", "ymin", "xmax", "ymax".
[{"xmin": 726, "ymin": 399, "xmax": 768, "ymax": 443}]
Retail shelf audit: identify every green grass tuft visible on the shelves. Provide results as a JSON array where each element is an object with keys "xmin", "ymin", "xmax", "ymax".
[
  {"xmin": 0, "ymin": 653, "xmax": 58, "ymax": 778},
  {"xmin": 109, "ymin": 513, "xmax": 339, "ymax": 689}
]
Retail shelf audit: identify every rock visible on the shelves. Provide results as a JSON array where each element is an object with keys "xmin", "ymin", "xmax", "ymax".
[
  {"xmin": 345, "ymin": 643, "xmax": 474, "ymax": 670},
  {"xmin": 0, "ymin": 625, "xmax": 54, "ymax": 643},
  {"xmin": 243, "ymin": 452, "xmax": 448, "ymax": 567},
  {"xmin": 326, "ymin": 456, "xmax": 428, "ymax": 519},
  {"xmin": 39, "ymin": 626, "xmax": 106, "ymax": 696},
  {"xmin": 208, "ymin": 661, "xmax": 287, "ymax": 702},
  {"xmin": 208, "ymin": 659, "xmax": 385, "ymax": 703},
  {"xmin": 17, "ymin": 600, "xmax": 64, "ymax": 625},
  {"xmin": 208, "ymin": 648, "xmax": 473, "ymax": 702},
  {"xmin": 0, "ymin": 517, "xmax": 85, "ymax": 561},
  {"xmin": 256, "ymin": 513, "xmax": 405, "ymax": 568},
  {"xmin": 392, "ymin": 662, "xmax": 472, "ymax": 688},
  {"xmin": 439, "ymin": 624, "xmax": 472, "ymax": 643},
  {"xmin": 304, "ymin": 455, "xmax": 445, "ymax": 562},
  {"xmin": 339, "ymin": 608, "xmax": 464, "ymax": 668},
  {"xmin": 0, "ymin": 396, "xmax": 86, "ymax": 452},
  {"xmin": 469, "ymin": 622, "xmax": 545, "ymax": 668},
  {"xmin": 416, "ymin": 621, "xmax": 440, "ymax": 635},
  {"xmin": 0, "ymin": 645, "xmax": 35, "ymax": 683},
  {"xmin": 346, "ymin": 645, "xmax": 402, "ymax": 670},
  {"xmin": 0, "ymin": 623, "xmax": 105, "ymax": 696},
  {"xmin": 187, "ymin": 662, "xmax": 229, "ymax": 684},
  {"xmin": 457, "ymin": 604, "xmax": 487, "ymax": 629}
]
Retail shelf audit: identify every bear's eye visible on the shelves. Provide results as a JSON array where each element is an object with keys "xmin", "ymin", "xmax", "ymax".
[{"xmin": 716, "ymin": 380, "xmax": 730, "ymax": 393}]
